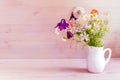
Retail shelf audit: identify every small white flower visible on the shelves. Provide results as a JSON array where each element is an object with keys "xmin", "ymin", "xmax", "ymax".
[
  {"xmin": 82, "ymin": 14, "xmax": 89, "ymax": 23},
  {"xmin": 80, "ymin": 32, "xmax": 89, "ymax": 41},
  {"xmin": 83, "ymin": 24, "xmax": 91, "ymax": 29},
  {"xmin": 55, "ymin": 28, "xmax": 60, "ymax": 35},
  {"xmin": 88, "ymin": 25, "xmax": 92, "ymax": 28},
  {"xmin": 73, "ymin": 7, "xmax": 85, "ymax": 19}
]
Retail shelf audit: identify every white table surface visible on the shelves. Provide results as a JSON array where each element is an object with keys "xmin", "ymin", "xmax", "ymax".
[{"xmin": 0, "ymin": 58, "xmax": 120, "ymax": 80}]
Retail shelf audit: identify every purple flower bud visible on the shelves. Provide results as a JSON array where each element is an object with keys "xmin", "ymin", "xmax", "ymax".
[{"xmin": 67, "ymin": 31, "xmax": 73, "ymax": 39}]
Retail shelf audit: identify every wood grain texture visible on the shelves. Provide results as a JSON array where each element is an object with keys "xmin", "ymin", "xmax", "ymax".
[
  {"xmin": 0, "ymin": 0, "xmax": 119, "ymax": 58},
  {"xmin": 0, "ymin": 59, "xmax": 120, "ymax": 80}
]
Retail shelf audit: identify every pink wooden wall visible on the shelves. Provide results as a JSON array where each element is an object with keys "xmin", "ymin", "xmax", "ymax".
[{"xmin": 0, "ymin": 0, "xmax": 120, "ymax": 59}]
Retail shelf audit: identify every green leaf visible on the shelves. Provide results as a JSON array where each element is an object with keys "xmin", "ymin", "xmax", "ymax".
[{"xmin": 75, "ymin": 32, "xmax": 81, "ymax": 36}]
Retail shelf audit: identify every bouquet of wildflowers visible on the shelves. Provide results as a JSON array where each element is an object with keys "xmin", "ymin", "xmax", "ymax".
[{"xmin": 55, "ymin": 7, "xmax": 110, "ymax": 47}]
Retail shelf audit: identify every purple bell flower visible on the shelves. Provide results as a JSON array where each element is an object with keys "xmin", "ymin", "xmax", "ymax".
[
  {"xmin": 67, "ymin": 31, "xmax": 73, "ymax": 39},
  {"xmin": 55, "ymin": 19, "xmax": 69, "ymax": 31}
]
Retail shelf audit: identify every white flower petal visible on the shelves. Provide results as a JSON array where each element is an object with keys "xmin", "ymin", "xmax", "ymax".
[
  {"xmin": 73, "ymin": 7, "xmax": 85, "ymax": 18},
  {"xmin": 55, "ymin": 28, "xmax": 60, "ymax": 35},
  {"xmin": 62, "ymin": 38, "xmax": 67, "ymax": 42},
  {"xmin": 73, "ymin": 7, "xmax": 85, "ymax": 14}
]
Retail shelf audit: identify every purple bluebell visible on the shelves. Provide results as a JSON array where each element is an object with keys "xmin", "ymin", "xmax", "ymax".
[
  {"xmin": 55, "ymin": 19, "xmax": 69, "ymax": 31},
  {"xmin": 67, "ymin": 31, "xmax": 73, "ymax": 39},
  {"xmin": 69, "ymin": 12, "xmax": 77, "ymax": 21}
]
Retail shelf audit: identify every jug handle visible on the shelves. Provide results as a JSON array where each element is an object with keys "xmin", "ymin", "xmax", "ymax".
[{"xmin": 104, "ymin": 48, "xmax": 112, "ymax": 65}]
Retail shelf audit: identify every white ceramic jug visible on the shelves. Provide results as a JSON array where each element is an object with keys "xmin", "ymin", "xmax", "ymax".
[{"xmin": 87, "ymin": 46, "xmax": 112, "ymax": 73}]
